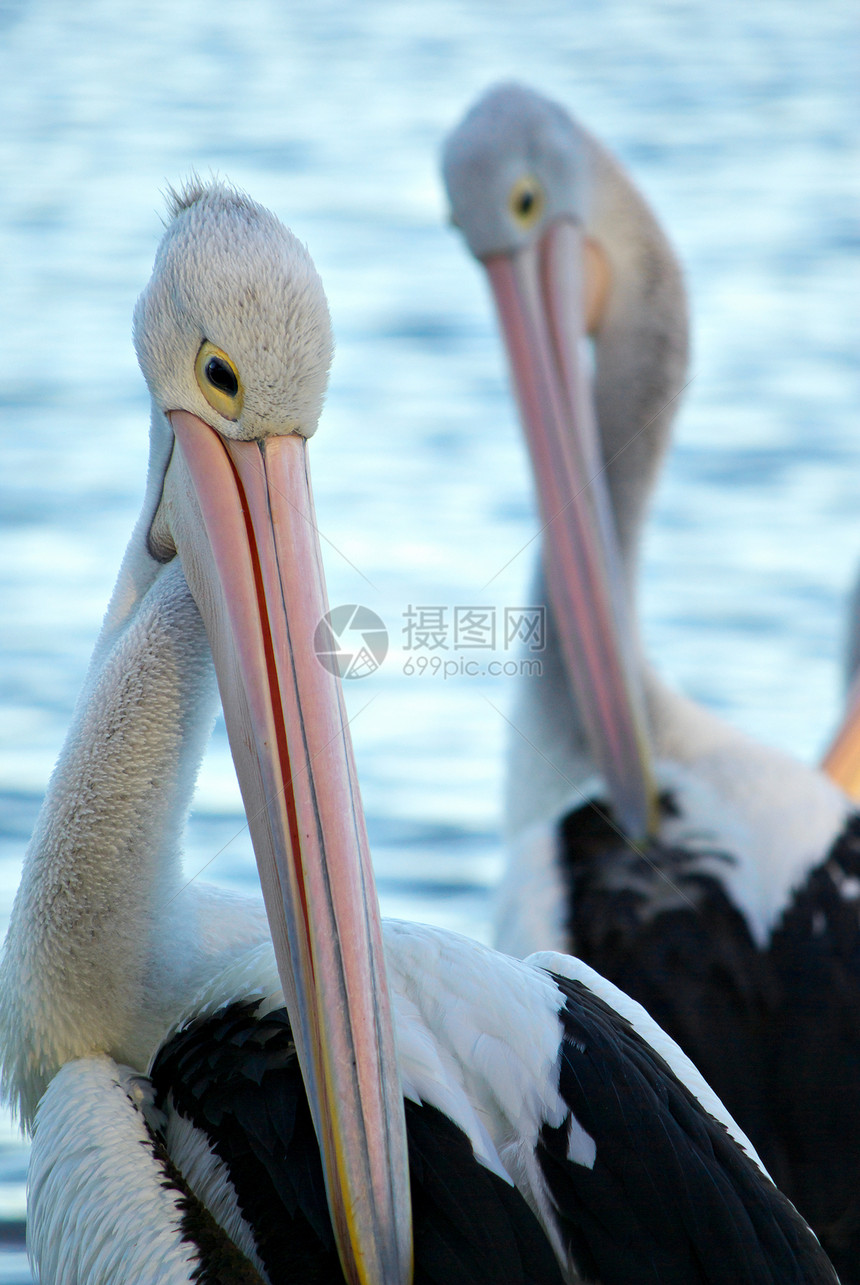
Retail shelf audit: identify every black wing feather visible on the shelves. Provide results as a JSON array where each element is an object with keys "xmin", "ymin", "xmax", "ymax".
[
  {"xmin": 152, "ymin": 1001, "xmax": 566, "ymax": 1285},
  {"xmin": 559, "ymin": 794, "xmax": 785, "ymax": 1184},
  {"xmin": 768, "ymin": 811, "xmax": 860, "ymax": 1282},
  {"xmin": 537, "ymin": 972, "xmax": 838, "ymax": 1284}
]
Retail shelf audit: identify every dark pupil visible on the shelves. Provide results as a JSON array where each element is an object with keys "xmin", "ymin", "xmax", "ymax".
[
  {"xmin": 518, "ymin": 189, "xmax": 535, "ymax": 215},
  {"xmin": 206, "ymin": 356, "xmax": 238, "ymax": 397}
]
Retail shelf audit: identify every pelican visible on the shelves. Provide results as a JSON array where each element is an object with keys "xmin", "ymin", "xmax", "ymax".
[
  {"xmin": 0, "ymin": 181, "xmax": 837, "ymax": 1284},
  {"xmin": 443, "ymin": 82, "xmax": 860, "ymax": 1276},
  {"xmin": 0, "ymin": 179, "xmax": 411, "ymax": 1285}
]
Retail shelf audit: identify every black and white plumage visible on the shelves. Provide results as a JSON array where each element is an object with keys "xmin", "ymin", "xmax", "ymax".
[
  {"xmin": 27, "ymin": 928, "xmax": 837, "ymax": 1284},
  {"xmin": 0, "ymin": 178, "xmax": 838, "ymax": 1282},
  {"xmin": 443, "ymin": 82, "xmax": 860, "ymax": 1276}
]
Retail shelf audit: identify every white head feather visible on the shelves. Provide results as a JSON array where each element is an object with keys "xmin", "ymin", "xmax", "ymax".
[
  {"xmin": 443, "ymin": 82, "xmax": 594, "ymax": 258},
  {"xmin": 134, "ymin": 180, "xmax": 333, "ymax": 442}
]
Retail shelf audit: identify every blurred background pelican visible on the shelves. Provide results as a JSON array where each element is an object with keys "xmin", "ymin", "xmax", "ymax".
[{"xmin": 0, "ymin": 1, "xmax": 855, "ymax": 1279}]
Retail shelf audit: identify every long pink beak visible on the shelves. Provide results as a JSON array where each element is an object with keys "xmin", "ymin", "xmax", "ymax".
[
  {"xmin": 162, "ymin": 412, "xmax": 412, "ymax": 1285},
  {"xmin": 484, "ymin": 220, "xmax": 657, "ymax": 840}
]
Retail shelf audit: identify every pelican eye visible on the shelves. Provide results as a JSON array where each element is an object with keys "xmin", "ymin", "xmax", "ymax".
[
  {"xmin": 206, "ymin": 356, "xmax": 238, "ymax": 396},
  {"xmin": 194, "ymin": 341, "xmax": 244, "ymax": 420},
  {"xmin": 508, "ymin": 175, "xmax": 545, "ymax": 229}
]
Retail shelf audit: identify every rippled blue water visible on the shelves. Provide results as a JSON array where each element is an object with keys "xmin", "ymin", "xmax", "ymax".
[{"xmin": 0, "ymin": 0, "xmax": 856, "ymax": 1274}]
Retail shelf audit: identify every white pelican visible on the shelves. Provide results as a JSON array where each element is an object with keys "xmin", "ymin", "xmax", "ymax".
[
  {"xmin": 443, "ymin": 82, "xmax": 860, "ymax": 1277},
  {"xmin": 0, "ymin": 181, "xmax": 837, "ymax": 1284},
  {"xmin": 0, "ymin": 179, "xmax": 411, "ymax": 1285}
]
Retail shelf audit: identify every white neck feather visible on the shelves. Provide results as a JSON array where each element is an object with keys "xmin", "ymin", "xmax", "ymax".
[
  {"xmin": 582, "ymin": 128, "xmax": 689, "ymax": 599},
  {"xmin": 0, "ymin": 433, "xmax": 218, "ymax": 1126}
]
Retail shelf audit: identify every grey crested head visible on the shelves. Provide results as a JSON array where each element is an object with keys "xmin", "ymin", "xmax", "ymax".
[
  {"xmin": 442, "ymin": 82, "xmax": 594, "ymax": 259},
  {"xmin": 133, "ymin": 179, "xmax": 333, "ymax": 442}
]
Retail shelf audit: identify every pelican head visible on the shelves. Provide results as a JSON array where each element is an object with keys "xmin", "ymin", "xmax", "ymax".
[
  {"xmin": 443, "ymin": 82, "xmax": 595, "ymax": 259},
  {"xmin": 135, "ymin": 182, "xmax": 411, "ymax": 1285},
  {"xmin": 444, "ymin": 85, "xmax": 659, "ymax": 841},
  {"xmin": 134, "ymin": 181, "xmax": 331, "ymax": 443}
]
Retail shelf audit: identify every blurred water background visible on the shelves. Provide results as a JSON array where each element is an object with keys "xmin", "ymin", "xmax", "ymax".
[{"xmin": 0, "ymin": 0, "xmax": 856, "ymax": 1275}]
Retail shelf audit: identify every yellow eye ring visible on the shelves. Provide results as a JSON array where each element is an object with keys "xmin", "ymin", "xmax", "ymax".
[
  {"xmin": 508, "ymin": 175, "xmax": 545, "ymax": 229},
  {"xmin": 194, "ymin": 341, "xmax": 244, "ymax": 421}
]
